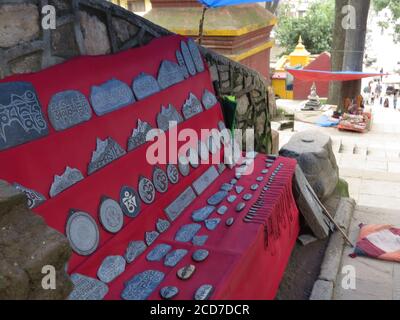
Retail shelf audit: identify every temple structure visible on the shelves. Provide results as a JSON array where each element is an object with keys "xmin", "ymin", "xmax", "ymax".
[
  {"xmin": 272, "ymin": 37, "xmax": 331, "ymax": 100},
  {"xmin": 144, "ymin": 1, "xmax": 276, "ymax": 78}
]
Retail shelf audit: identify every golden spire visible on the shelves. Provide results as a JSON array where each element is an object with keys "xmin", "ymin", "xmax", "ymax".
[{"xmin": 289, "ymin": 35, "xmax": 310, "ymax": 66}]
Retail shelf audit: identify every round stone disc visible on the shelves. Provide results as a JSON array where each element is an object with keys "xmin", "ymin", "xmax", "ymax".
[
  {"xmin": 119, "ymin": 186, "xmax": 141, "ymax": 218},
  {"xmin": 178, "ymin": 156, "xmax": 190, "ymax": 176},
  {"xmin": 66, "ymin": 211, "xmax": 100, "ymax": 256},
  {"xmin": 167, "ymin": 164, "xmax": 179, "ymax": 184},
  {"xmin": 138, "ymin": 176, "xmax": 156, "ymax": 204},
  {"xmin": 153, "ymin": 166, "xmax": 168, "ymax": 193},
  {"xmin": 99, "ymin": 197, "xmax": 124, "ymax": 233}
]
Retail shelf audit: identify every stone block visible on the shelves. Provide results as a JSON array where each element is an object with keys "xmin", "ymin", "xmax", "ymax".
[
  {"xmin": 310, "ymin": 280, "xmax": 333, "ymax": 300},
  {"xmin": 51, "ymin": 23, "xmax": 80, "ymax": 59},
  {"xmin": 112, "ymin": 18, "xmax": 139, "ymax": 45},
  {"xmin": 319, "ymin": 231, "xmax": 345, "ymax": 282},
  {"xmin": 334, "ymin": 197, "xmax": 355, "ymax": 230},
  {"xmin": 236, "ymin": 94, "xmax": 249, "ymax": 116},
  {"xmin": 79, "ymin": 11, "xmax": 111, "ymax": 55},
  {"xmin": 9, "ymin": 52, "xmax": 42, "ymax": 75},
  {"xmin": 0, "ymin": 180, "xmax": 26, "ymax": 217}
]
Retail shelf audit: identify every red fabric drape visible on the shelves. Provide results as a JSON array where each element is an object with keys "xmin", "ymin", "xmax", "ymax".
[{"xmin": 287, "ymin": 69, "xmax": 387, "ymax": 82}]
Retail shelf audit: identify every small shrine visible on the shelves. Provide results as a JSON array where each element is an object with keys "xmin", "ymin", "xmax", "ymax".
[{"xmin": 303, "ymin": 82, "xmax": 321, "ymax": 111}]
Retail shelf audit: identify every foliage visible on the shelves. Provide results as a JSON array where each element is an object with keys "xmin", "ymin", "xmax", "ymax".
[
  {"xmin": 275, "ymin": 0, "xmax": 334, "ymax": 55},
  {"xmin": 373, "ymin": 0, "xmax": 400, "ymax": 42}
]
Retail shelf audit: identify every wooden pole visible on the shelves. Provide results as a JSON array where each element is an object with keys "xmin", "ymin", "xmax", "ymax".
[{"xmin": 198, "ymin": 7, "xmax": 208, "ymax": 45}]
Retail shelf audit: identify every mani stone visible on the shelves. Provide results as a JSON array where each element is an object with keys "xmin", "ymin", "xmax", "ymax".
[
  {"xmin": 49, "ymin": 166, "xmax": 84, "ymax": 197},
  {"xmin": 217, "ymin": 205, "xmax": 228, "ymax": 215},
  {"xmin": 218, "ymin": 121, "xmax": 226, "ymax": 131},
  {"xmin": 187, "ymin": 147, "xmax": 199, "ymax": 168},
  {"xmin": 0, "ymin": 82, "xmax": 49, "ymax": 151},
  {"xmin": 280, "ymin": 130, "xmax": 339, "ymax": 200},
  {"xmin": 157, "ymin": 104, "xmax": 183, "ymax": 131},
  {"xmin": 205, "ymin": 218, "xmax": 221, "ymax": 231},
  {"xmin": 138, "ymin": 175, "xmax": 156, "ymax": 204},
  {"xmin": 132, "ymin": 72, "xmax": 160, "ymax": 100},
  {"xmin": 119, "ymin": 185, "xmax": 141, "ymax": 218},
  {"xmin": 198, "ymin": 140, "xmax": 209, "ymax": 162},
  {"xmin": 121, "ymin": 270, "xmax": 165, "ymax": 300},
  {"xmin": 68, "ymin": 273, "xmax": 108, "ymax": 300},
  {"xmin": 167, "ymin": 164, "xmax": 179, "ymax": 184},
  {"xmin": 164, "ymin": 249, "xmax": 188, "ymax": 267},
  {"xmin": 66, "ymin": 211, "xmax": 99, "ymax": 256},
  {"xmin": 125, "ymin": 240, "xmax": 147, "ymax": 263},
  {"xmin": 153, "ymin": 166, "xmax": 169, "ymax": 193},
  {"xmin": 90, "ymin": 78, "xmax": 135, "ymax": 116},
  {"xmin": 207, "ymin": 191, "xmax": 228, "ymax": 206},
  {"xmin": 243, "ymin": 194, "xmax": 253, "ymax": 201},
  {"xmin": 192, "ymin": 249, "xmax": 209, "ymax": 262},
  {"xmin": 157, "ymin": 60, "xmax": 185, "ymax": 90},
  {"xmin": 235, "ymin": 186, "xmax": 244, "ymax": 194},
  {"xmin": 230, "ymin": 179, "xmax": 238, "ymax": 185},
  {"xmin": 227, "ymin": 195, "xmax": 237, "ymax": 203},
  {"xmin": 164, "ymin": 186, "xmax": 196, "ymax": 221},
  {"xmin": 192, "ymin": 165, "xmax": 219, "ymax": 195},
  {"xmin": 156, "ymin": 218, "xmax": 170, "ymax": 233},
  {"xmin": 220, "ymin": 183, "xmax": 233, "ymax": 192},
  {"xmin": 217, "ymin": 163, "xmax": 226, "ymax": 174},
  {"xmin": 181, "ymin": 40, "xmax": 197, "ymax": 76},
  {"xmin": 226, "ymin": 217, "xmax": 235, "ymax": 226},
  {"xmin": 177, "ymin": 264, "xmax": 196, "ymax": 280},
  {"xmin": 88, "ymin": 137, "xmax": 126, "ymax": 175},
  {"xmin": 48, "ymin": 90, "xmax": 92, "ymax": 131},
  {"xmin": 145, "ymin": 230, "xmax": 160, "ymax": 246},
  {"xmin": 262, "ymin": 169, "xmax": 268, "ymax": 174},
  {"xmin": 188, "ymin": 38, "xmax": 205, "ymax": 73},
  {"xmin": 176, "ymin": 50, "xmax": 189, "ymax": 79},
  {"xmin": 250, "ymin": 184, "xmax": 259, "ymax": 191},
  {"xmin": 160, "ymin": 286, "xmax": 179, "ymax": 300},
  {"xmin": 194, "ymin": 284, "xmax": 213, "ymax": 300},
  {"xmin": 175, "ymin": 223, "xmax": 201, "ymax": 242},
  {"xmin": 99, "ymin": 197, "xmax": 124, "ymax": 234},
  {"xmin": 146, "ymin": 244, "xmax": 172, "ymax": 262},
  {"xmin": 128, "ymin": 119, "xmax": 153, "ymax": 151},
  {"xmin": 236, "ymin": 202, "xmax": 246, "ymax": 212},
  {"xmin": 12, "ymin": 183, "xmax": 46, "ymax": 209},
  {"xmin": 256, "ymin": 176, "xmax": 264, "ymax": 182},
  {"xmin": 202, "ymin": 89, "xmax": 218, "ymax": 110},
  {"xmin": 97, "ymin": 255, "xmax": 126, "ymax": 283},
  {"xmin": 192, "ymin": 205, "xmax": 215, "ymax": 222},
  {"xmin": 192, "ymin": 235, "xmax": 208, "ymax": 246},
  {"xmin": 182, "ymin": 93, "xmax": 203, "ymax": 120},
  {"xmin": 178, "ymin": 156, "xmax": 190, "ymax": 177}
]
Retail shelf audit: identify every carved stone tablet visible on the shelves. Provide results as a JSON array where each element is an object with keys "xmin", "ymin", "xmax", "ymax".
[
  {"xmin": 49, "ymin": 166, "xmax": 84, "ymax": 198},
  {"xmin": 180, "ymin": 41, "xmax": 197, "ymax": 76},
  {"xmin": 156, "ymin": 218, "xmax": 170, "ymax": 233},
  {"xmin": 198, "ymin": 140, "xmax": 209, "ymax": 162},
  {"xmin": 128, "ymin": 119, "xmax": 153, "ymax": 151},
  {"xmin": 90, "ymin": 78, "xmax": 135, "ymax": 116},
  {"xmin": 207, "ymin": 191, "xmax": 228, "ymax": 206},
  {"xmin": 220, "ymin": 183, "xmax": 233, "ymax": 192},
  {"xmin": 99, "ymin": 197, "xmax": 124, "ymax": 233},
  {"xmin": 175, "ymin": 223, "xmax": 201, "ymax": 242},
  {"xmin": 250, "ymin": 184, "xmax": 259, "ymax": 191},
  {"xmin": 0, "ymin": 82, "xmax": 49, "ymax": 151},
  {"xmin": 88, "ymin": 137, "xmax": 126, "ymax": 175},
  {"xmin": 119, "ymin": 186, "xmax": 141, "ymax": 218},
  {"xmin": 188, "ymin": 38, "xmax": 205, "ymax": 73},
  {"xmin": 145, "ymin": 230, "xmax": 160, "ymax": 246},
  {"xmin": 97, "ymin": 255, "xmax": 126, "ymax": 283},
  {"xmin": 157, "ymin": 60, "xmax": 185, "ymax": 90},
  {"xmin": 146, "ymin": 244, "xmax": 172, "ymax": 262},
  {"xmin": 187, "ymin": 147, "xmax": 199, "ymax": 168},
  {"xmin": 152, "ymin": 166, "xmax": 168, "ymax": 193},
  {"xmin": 243, "ymin": 193, "xmax": 253, "ymax": 201},
  {"xmin": 192, "ymin": 166, "xmax": 219, "ymax": 196},
  {"xmin": 217, "ymin": 205, "xmax": 228, "ymax": 215},
  {"xmin": 192, "ymin": 249, "xmax": 209, "ymax": 262},
  {"xmin": 125, "ymin": 240, "xmax": 147, "ymax": 263},
  {"xmin": 48, "ymin": 90, "xmax": 92, "ymax": 131},
  {"xmin": 164, "ymin": 249, "xmax": 188, "ymax": 267},
  {"xmin": 236, "ymin": 202, "xmax": 246, "ymax": 212},
  {"xmin": 132, "ymin": 72, "xmax": 160, "ymax": 100},
  {"xmin": 121, "ymin": 270, "xmax": 165, "ymax": 300},
  {"xmin": 227, "ymin": 195, "xmax": 237, "ymax": 203},
  {"xmin": 178, "ymin": 156, "xmax": 190, "ymax": 177},
  {"xmin": 66, "ymin": 211, "xmax": 99, "ymax": 256},
  {"xmin": 205, "ymin": 218, "xmax": 221, "ymax": 231},
  {"xmin": 235, "ymin": 186, "xmax": 244, "ymax": 194},
  {"xmin": 182, "ymin": 93, "xmax": 203, "ymax": 120},
  {"xmin": 176, "ymin": 50, "xmax": 189, "ymax": 79},
  {"xmin": 202, "ymin": 89, "xmax": 218, "ymax": 110},
  {"xmin": 192, "ymin": 235, "xmax": 208, "ymax": 246},
  {"xmin": 217, "ymin": 163, "xmax": 226, "ymax": 174},
  {"xmin": 230, "ymin": 179, "xmax": 238, "ymax": 185},
  {"xmin": 208, "ymin": 135, "xmax": 218, "ymax": 155},
  {"xmin": 256, "ymin": 176, "xmax": 264, "ymax": 182},
  {"xmin": 167, "ymin": 164, "xmax": 179, "ymax": 184},
  {"xmin": 226, "ymin": 217, "xmax": 235, "ymax": 226},
  {"xmin": 138, "ymin": 176, "xmax": 156, "ymax": 204},
  {"xmin": 160, "ymin": 286, "xmax": 179, "ymax": 300},
  {"xmin": 157, "ymin": 104, "xmax": 183, "ymax": 131},
  {"xmin": 192, "ymin": 205, "xmax": 215, "ymax": 222},
  {"xmin": 218, "ymin": 121, "xmax": 226, "ymax": 131},
  {"xmin": 12, "ymin": 183, "xmax": 46, "ymax": 209},
  {"xmin": 68, "ymin": 273, "xmax": 108, "ymax": 300},
  {"xmin": 194, "ymin": 284, "xmax": 213, "ymax": 300},
  {"xmin": 177, "ymin": 264, "xmax": 196, "ymax": 280},
  {"xmin": 164, "ymin": 186, "xmax": 196, "ymax": 221}
]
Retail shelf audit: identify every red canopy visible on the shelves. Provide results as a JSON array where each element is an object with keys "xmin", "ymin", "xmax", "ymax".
[{"xmin": 287, "ymin": 69, "xmax": 387, "ymax": 82}]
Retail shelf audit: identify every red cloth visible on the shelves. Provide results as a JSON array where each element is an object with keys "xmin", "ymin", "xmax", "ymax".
[
  {"xmin": 0, "ymin": 34, "xmax": 299, "ymax": 300},
  {"xmin": 287, "ymin": 69, "xmax": 387, "ymax": 82}
]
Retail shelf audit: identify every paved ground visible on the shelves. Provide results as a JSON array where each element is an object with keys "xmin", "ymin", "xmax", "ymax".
[{"xmin": 277, "ymin": 101, "xmax": 400, "ymax": 300}]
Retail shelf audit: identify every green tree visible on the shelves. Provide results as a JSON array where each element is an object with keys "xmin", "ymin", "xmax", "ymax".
[
  {"xmin": 373, "ymin": 0, "xmax": 400, "ymax": 42},
  {"xmin": 276, "ymin": 0, "xmax": 335, "ymax": 55}
]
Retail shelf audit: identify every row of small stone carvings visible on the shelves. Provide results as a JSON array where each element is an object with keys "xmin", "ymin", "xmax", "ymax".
[
  {"xmin": 12, "ymin": 89, "xmax": 219, "ymax": 211},
  {"xmin": 0, "ymin": 39, "xmax": 205, "ymax": 152}
]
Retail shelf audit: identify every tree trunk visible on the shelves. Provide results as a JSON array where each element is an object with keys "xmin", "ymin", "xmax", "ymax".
[
  {"xmin": 328, "ymin": 0, "xmax": 348, "ymax": 107},
  {"xmin": 265, "ymin": 0, "xmax": 280, "ymax": 14},
  {"xmin": 340, "ymin": 0, "xmax": 370, "ymax": 110}
]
